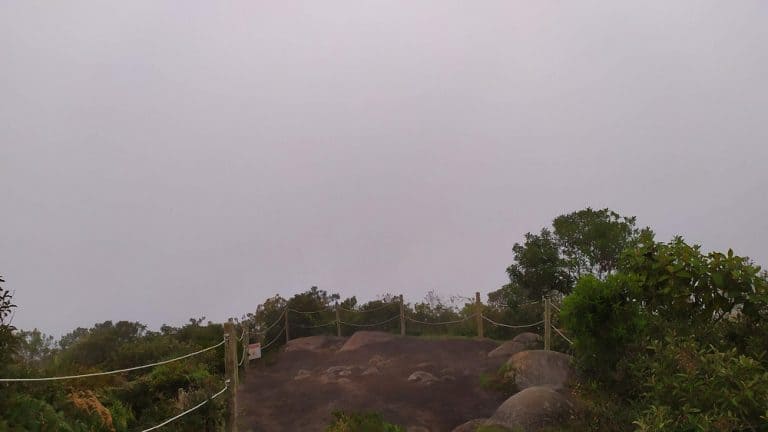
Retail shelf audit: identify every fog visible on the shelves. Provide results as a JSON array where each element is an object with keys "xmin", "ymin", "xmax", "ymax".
[{"xmin": 1, "ymin": 1, "xmax": 766, "ymax": 335}]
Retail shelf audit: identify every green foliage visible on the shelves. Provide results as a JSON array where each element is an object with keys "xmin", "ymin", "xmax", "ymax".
[
  {"xmin": 622, "ymin": 236, "xmax": 768, "ymax": 336},
  {"xmin": 493, "ymin": 208, "xmax": 651, "ymax": 306},
  {"xmin": 16, "ymin": 328, "xmax": 56, "ymax": 370},
  {"xmin": 1, "ymin": 313, "xmax": 227, "ymax": 431},
  {"xmin": 553, "ymin": 208, "xmax": 649, "ymax": 279},
  {"xmin": 632, "ymin": 337, "xmax": 768, "ymax": 432},
  {"xmin": 0, "ymin": 275, "xmax": 18, "ymax": 366},
  {"xmin": 506, "ymin": 229, "xmax": 574, "ymax": 299},
  {"xmin": 325, "ymin": 411, "xmax": 404, "ymax": 432},
  {"xmin": 1, "ymin": 393, "xmax": 79, "ymax": 432},
  {"xmin": 479, "ymin": 363, "xmax": 517, "ymax": 397},
  {"xmin": 560, "ymin": 274, "xmax": 647, "ymax": 380},
  {"xmin": 560, "ymin": 235, "xmax": 768, "ymax": 431}
]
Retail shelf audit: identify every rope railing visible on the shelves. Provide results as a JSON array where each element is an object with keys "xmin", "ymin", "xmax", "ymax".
[
  {"xmin": 288, "ymin": 307, "xmax": 329, "ymax": 315},
  {"xmin": 496, "ymin": 299, "xmax": 542, "ymax": 308},
  {"xmin": 0, "ymin": 339, "xmax": 226, "ymax": 382},
  {"xmin": 238, "ymin": 344, "xmax": 248, "ymax": 367},
  {"xmin": 338, "ymin": 302, "xmax": 397, "ymax": 313},
  {"xmin": 406, "ymin": 314, "xmax": 476, "ymax": 326},
  {"xmin": 261, "ymin": 326, "xmax": 285, "ymax": 351},
  {"xmin": 339, "ymin": 315, "xmax": 401, "ymax": 327},
  {"xmin": 259, "ymin": 309, "xmax": 286, "ymax": 334},
  {"xmin": 140, "ymin": 380, "xmax": 229, "ymax": 432},
  {"xmin": 292, "ymin": 320, "xmax": 337, "ymax": 329},
  {"xmin": 482, "ymin": 315, "xmax": 544, "ymax": 329},
  {"xmin": 552, "ymin": 326, "xmax": 573, "ymax": 345}
]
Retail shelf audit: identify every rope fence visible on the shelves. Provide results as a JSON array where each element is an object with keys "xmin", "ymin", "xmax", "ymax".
[
  {"xmin": 140, "ymin": 380, "xmax": 229, "ymax": 432},
  {"xmin": 293, "ymin": 320, "xmax": 337, "ymax": 329},
  {"xmin": 0, "ymin": 293, "xmax": 573, "ymax": 431},
  {"xmin": 261, "ymin": 326, "xmax": 285, "ymax": 351},
  {"xmin": 0, "ymin": 339, "xmax": 225, "ymax": 382},
  {"xmin": 406, "ymin": 314, "xmax": 476, "ymax": 326},
  {"xmin": 339, "ymin": 314, "xmax": 401, "ymax": 327},
  {"xmin": 255, "ymin": 295, "xmax": 570, "ymax": 354},
  {"xmin": 552, "ymin": 325, "xmax": 573, "ymax": 345},
  {"xmin": 482, "ymin": 316, "xmax": 544, "ymax": 329},
  {"xmin": 338, "ymin": 303, "xmax": 395, "ymax": 313}
]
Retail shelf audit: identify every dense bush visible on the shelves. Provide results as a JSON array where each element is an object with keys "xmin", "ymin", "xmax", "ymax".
[
  {"xmin": 631, "ymin": 336, "xmax": 768, "ymax": 432},
  {"xmin": 560, "ymin": 236, "xmax": 768, "ymax": 431},
  {"xmin": 560, "ymin": 274, "xmax": 647, "ymax": 381}
]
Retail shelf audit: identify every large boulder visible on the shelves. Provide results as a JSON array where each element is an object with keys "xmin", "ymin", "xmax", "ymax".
[
  {"xmin": 339, "ymin": 331, "xmax": 395, "ymax": 352},
  {"xmin": 451, "ymin": 418, "xmax": 488, "ymax": 432},
  {"xmin": 487, "ymin": 386, "xmax": 574, "ymax": 431},
  {"xmin": 407, "ymin": 371, "xmax": 438, "ymax": 385},
  {"xmin": 284, "ymin": 335, "xmax": 346, "ymax": 352},
  {"xmin": 505, "ymin": 350, "xmax": 574, "ymax": 390},
  {"xmin": 319, "ymin": 365, "xmax": 357, "ymax": 384},
  {"xmin": 488, "ymin": 332, "xmax": 542, "ymax": 358}
]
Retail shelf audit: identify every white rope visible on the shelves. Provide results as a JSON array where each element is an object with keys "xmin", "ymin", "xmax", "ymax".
[
  {"xmin": 496, "ymin": 299, "xmax": 542, "ymax": 309},
  {"xmin": 550, "ymin": 303, "xmax": 562, "ymax": 313},
  {"xmin": 259, "ymin": 309, "xmax": 286, "ymax": 334},
  {"xmin": 482, "ymin": 315, "xmax": 544, "ymax": 329},
  {"xmin": 552, "ymin": 326, "xmax": 573, "ymax": 345},
  {"xmin": 0, "ymin": 340, "xmax": 226, "ymax": 382},
  {"xmin": 288, "ymin": 307, "xmax": 331, "ymax": 315},
  {"xmin": 339, "ymin": 315, "xmax": 400, "ymax": 327},
  {"xmin": 292, "ymin": 320, "xmax": 337, "ymax": 329},
  {"xmin": 237, "ymin": 328, "xmax": 246, "ymax": 342},
  {"xmin": 406, "ymin": 314, "xmax": 475, "ymax": 326},
  {"xmin": 261, "ymin": 326, "xmax": 285, "ymax": 351},
  {"xmin": 139, "ymin": 380, "xmax": 229, "ymax": 432},
  {"xmin": 339, "ymin": 302, "xmax": 396, "ymax": 313},
  {"xmin": 238, "ymin": 344, "xmax": 248, "ymax": 367}
]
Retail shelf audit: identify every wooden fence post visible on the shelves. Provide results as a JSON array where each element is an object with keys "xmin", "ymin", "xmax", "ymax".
[
  {"xmin": 475, "ymin": 292, "xmax": 484, "ymax": 338},
  {"xmin": 284, "ymin": 309, "xmax": 290, "ymax": 343},
  {"xmin": 241, "ymin": 325, "xmax": 249, "ymax": 378},
  {"xmin": 223, "ymin": 322, "xmax": 238, "ymax": 432},
  {"xmin": 544, "ymin": 296, "xmax": 551, "ymax": 351},
  {"xmin": 399, "ymin": 294, "xmax": 405, "ymax": 336},
  {"xmin": 335, "ymin": 302, "xmax": 341, "ymax": 337}
]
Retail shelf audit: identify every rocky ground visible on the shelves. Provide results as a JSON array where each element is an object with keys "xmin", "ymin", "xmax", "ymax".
[{"xmin": 237, "ymin": 331, "xmax": 576, "ymax": 432}]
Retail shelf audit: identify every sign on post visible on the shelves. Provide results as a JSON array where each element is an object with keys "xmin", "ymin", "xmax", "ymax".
[{"xmin": 248, "ymin": 343, "xmax": 262, "ymax": 360}]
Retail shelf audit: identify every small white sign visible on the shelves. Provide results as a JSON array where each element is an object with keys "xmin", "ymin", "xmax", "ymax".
[{"xmin": 248, "ymin": 343, "xmax": 262, "ymax": 360}]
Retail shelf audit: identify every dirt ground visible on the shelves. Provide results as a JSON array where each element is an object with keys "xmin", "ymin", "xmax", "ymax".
[{"xmin": 237, "ymin": 333, "xmax": 508, "ymax": 432}]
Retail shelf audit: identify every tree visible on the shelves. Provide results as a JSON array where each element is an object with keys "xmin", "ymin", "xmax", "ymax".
[
  {"xmin": 0, "ymin": 275, "xmax": 18, "ymax": 364},
  {"xmin": 494, "ymin": 208, "xmax": 651, "ymax": 305},
  {"xmin": 505, "ymin": 229, "xmax": 573, "ymax": 300},
  {"xmin": 553, "ymin": 208, "xmax": 651, "ymax": 279},
  {"xmin": 16, "ymin": 328, "xmax": 56, "ymax": 369}
]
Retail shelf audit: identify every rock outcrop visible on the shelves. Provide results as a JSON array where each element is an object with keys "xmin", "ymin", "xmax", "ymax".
[
  {"xmin": 505, "ymin": 350, "xmax": 574, "ymax": 390},
  {"xmin": 487, "ymin": 386, "xmax": 574, "ymax": 431},
  {"xmin": 450, "ymin": 418, "xmax": 488, "ymax": 432},
  {"xmin": 284, "ymin": 335, "xmax": 346, "ymax": 353},
  {"xmin": 488, "ymin": 332, "xmax": 542, "ymax": 358},
  {"xmin": 339, "ymin": 331, "xmax": 395, "ymax": 352},
  {"xmin": 407, "ymin": 371, "xmax": 438, "ymax": 385}
]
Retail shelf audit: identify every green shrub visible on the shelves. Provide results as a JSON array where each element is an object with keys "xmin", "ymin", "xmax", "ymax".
[
  {"xmin": 479, "ymin": 363, "xmax": 517, "ymax": 397},
  {"xmin": 325, "ymin": 411, "xmax": 404, "ymax": 432},
  {"xmin": 560, "ymin": 274, "xmax": 647, "ymax": 381},
  {"xmin": 631, "ymin": 336, "xmax": 768, "ymax": 431}
]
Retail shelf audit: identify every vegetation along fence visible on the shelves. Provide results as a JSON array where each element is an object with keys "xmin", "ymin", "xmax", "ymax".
[
  {"xmin": 251, "ymin": 292, "xmax": 573, "ymax": 357},
  {"xmin": 0, "ymin": 293, "xmax": 571, "ymax": 432}
]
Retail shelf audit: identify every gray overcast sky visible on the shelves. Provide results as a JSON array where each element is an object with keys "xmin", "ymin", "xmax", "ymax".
[{"xmin": 1, "ymin": 1, "xmax": 766, "ymax": 336}]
